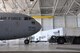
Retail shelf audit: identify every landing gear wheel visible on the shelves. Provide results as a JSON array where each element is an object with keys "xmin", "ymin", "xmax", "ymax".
[
  {"xmin": 57, "ymin": 38, "xmax": 65, "ymax": 44},
  {"xmin": 24, "ymin": 39, "xmax": 29, "ymax": 44}
]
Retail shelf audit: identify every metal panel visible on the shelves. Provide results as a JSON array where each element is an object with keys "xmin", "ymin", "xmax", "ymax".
[
  {"xmin": 66, "ymin": 16, "xmax": 77, "ymax": 27},
  {"xmin": 77, "ymin": 13, "xmax": 80, "ymax": 27},
  {"xmin": 54, "ymin": 16, "xmax": 65, "ymax": 28},
  {"xmin": 42, "ymin": 18, "xmax": 53, "ymax": 30}
]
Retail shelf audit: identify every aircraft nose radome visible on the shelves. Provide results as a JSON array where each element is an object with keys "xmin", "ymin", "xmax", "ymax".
[{"xmin": 37, "ymin": 22, "xmax": 41, "ymax": 32}]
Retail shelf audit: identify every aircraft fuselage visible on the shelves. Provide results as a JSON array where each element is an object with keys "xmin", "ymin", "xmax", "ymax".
[{"xmin": 0, "ymin": 13, "xmax": 41, "ymax": 40}]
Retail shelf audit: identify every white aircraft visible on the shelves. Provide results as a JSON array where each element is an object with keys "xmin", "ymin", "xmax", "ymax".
[{"xmin": 0, "ymin": 13, "xmax": 41, "ymax": 44}]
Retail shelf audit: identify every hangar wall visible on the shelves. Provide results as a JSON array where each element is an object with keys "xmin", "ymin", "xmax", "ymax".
[
  {"xmin": 78, "ymin": 13, "xmax": 80, "ymax": 27},
  {"xmin": 54, "ymin": 16, "xmax": 65, "ymax": 28},
  {"xmin": 66, "ymin": 16, "xmax": 77, "ymax": 28},
  {"xmin": 42, "ymin": 18, "xmax": 53, "ymax": 30},
  {"xmin": 53, "ymin": 15, "xmax": 78, "ymax": 29},
  {"xmin": 33, "ymin": 15, "xmax": 80, "ymax": 31}
]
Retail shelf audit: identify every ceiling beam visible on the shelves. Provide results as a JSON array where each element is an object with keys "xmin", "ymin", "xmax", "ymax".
[
  {"xmin": 24, "ymin": 0, "xmax": 38, "ymax": 15},
  {"xmin": 40, "ymin": 7, "xmax": 52, "ymax": 9},
  {"xmin": 52, "ymin": 0, "xmax": 59, "ymax": 15},
  {"xmin": 65, "ymin": 0, "xmax": 75, "ymax": 15},
  {"xmin": 75, "ymin": 0, "xmax": 80, "ymax": 6},
  {"xmin": 2, "ymin": 0, "xmax": 7, "ymax": 12},
  {"xmin": 11, "ymin": 0, "xmax": 18, "ymax": 9},
  {"xmin": 69, "ymin": 11, "xmax": 75, "ymax": 15},
  {"xmin": 15, "ymin": 0, "xmax": 23, "ymax": 9},
  {"xmin": 29, "ymin": 0, "xmax": 38, "ymax": 13},
  {"xmin": 74, "ymin": 1, "xmax": 80, "ymax": 15}
]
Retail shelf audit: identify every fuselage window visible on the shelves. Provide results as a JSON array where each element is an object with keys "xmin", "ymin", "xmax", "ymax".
[
  {"xmin": 8, "ymin": 17, "xmax": 21, "ymax": 20},
  {"xmin": 0, "ymin": 17, "xmax": 7, "ymax": 20},
  {"xmin": 11, "ymin": 17, "xmax": 21, "ymax": 20}
]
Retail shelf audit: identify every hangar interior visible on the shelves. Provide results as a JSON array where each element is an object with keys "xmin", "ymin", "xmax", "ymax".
[
  {"xmin": 0, "ymin": 0, "xmax": 80, "ymax": 52},
  {"xmin": 0, "ymin": 0, "xmax": 79, "ymax": 43}
]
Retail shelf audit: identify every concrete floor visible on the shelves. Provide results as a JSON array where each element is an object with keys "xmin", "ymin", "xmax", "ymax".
[{"xmin": 0, "ymin": 42, "xmax": 80, "ymax": 53}]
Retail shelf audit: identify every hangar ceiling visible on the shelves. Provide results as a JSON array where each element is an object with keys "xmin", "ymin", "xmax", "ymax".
[{"xmin": 0, "ymin": 0, "xmax": 80, "ymax": 16}]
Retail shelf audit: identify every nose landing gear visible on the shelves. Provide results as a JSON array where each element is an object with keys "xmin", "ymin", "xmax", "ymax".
[{"xmin": 24, "ymin": 39, "xmax": 29, "ymax": 44}]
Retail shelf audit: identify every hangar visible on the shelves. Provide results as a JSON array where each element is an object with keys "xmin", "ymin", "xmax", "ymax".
[{"xmin": 0, "ymin": 0, "xmax": 80, "ymax": 53}]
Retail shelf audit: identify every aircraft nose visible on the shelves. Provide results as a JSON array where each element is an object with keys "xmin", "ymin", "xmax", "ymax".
[
  {"xmin": 36, "ymin": 22, "xmax": 41, "ymax": 31},
  {"xmin": 31, "ymin": 20, "xmax": 41, "ymax": 33}
]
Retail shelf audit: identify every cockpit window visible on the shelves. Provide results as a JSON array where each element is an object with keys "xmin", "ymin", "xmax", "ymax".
[
  {"xmin": 29, "ymin": 18, "xmax": 32, "ymax": 20},
  {"xmin": 24, "ymin": 17, "xmax": 28, "ymax": 20},
  {"xmin": 24, "ymin": 17, "xmax": 32, "ymax": 20}
]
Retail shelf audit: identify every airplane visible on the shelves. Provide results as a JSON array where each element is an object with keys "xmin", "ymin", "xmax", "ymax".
[{"xmin": 0, "ymin": 13, "xmax": 41, "ymax": 44}]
